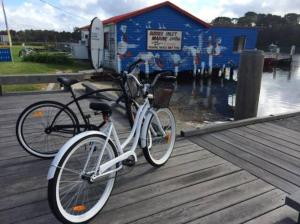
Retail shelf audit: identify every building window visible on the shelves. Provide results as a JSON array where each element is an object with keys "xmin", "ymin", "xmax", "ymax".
[
  {"xmin": 104, "ymin": 32, "xmax": 109, "ymax": 49},
  {"xmin": 233, "ymin": 36, "xmax": 246, "ymax": 52}
]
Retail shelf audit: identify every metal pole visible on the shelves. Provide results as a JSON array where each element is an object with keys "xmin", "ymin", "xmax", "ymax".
[{"xmin": 1, "ymin": 0, "xmax": 13, "ymax": 62}]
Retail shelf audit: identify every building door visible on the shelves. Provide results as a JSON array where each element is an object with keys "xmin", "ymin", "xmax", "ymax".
[{"xmin": 103, "ymin": 25, "xmax": 116, "ymax": 70}]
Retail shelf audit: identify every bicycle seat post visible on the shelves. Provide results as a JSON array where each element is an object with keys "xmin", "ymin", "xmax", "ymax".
[{"xmin": 69, "ymin": 86, "xmax": 77, "ymax": 99}]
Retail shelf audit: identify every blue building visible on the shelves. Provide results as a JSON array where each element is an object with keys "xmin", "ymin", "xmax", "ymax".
[{"xmin": 88, "ymin": 1, "xmax": 258, "ymax": 75}]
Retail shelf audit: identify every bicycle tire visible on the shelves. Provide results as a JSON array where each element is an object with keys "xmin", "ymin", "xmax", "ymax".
[
  {"xmin": 143, "ymin": 108, "xmax": 176, "ymax": 167},
  {"xmin": 16, "ymin": 101, "xmax": 79, "ymax": 158},
  {"xmin": 48, "ymin": 133, "xmax": 118, "ymax": 224}
]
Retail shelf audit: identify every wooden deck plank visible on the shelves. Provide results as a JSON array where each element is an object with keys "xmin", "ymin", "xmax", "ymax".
[
  {"xmin": 188, "ymin": 189, "xmax": 285, "ymax": 224},
  {"xmin": 0, "ymin": 162, "xmax": 238, "ymax": 212},
  {"xmin": 189, "ymin": 136, "xmax": 300, "ymax": 193},
  {"xmin": 271, "ymin": 116, "xmax": 300, "ymax": 133},
  {"xmin": 14, "ymin": 214, "xmax": 58, "ymax": 224},
  {"xmin": 236, "ymin": 126, "xmax": 300, "ymax": 153},
  {"xmin": 89, "ymin": 171, "xmax": 256, "ymax": 224},
  {"xmin": 131, "ymin": 179, "xmax": 274, "ymax": 224},
  {"xmin": 0, "ymin": 141, "xmax": 200, "ymax": 177},
  {"xmin": 0, "ymin": 145, "xmax": 213, "ymax": 198},
  {"xmin": 229, "ymin": 128, "xmax": 300, "ymax": 159},
  {"xmin": 248, "ymin": 124, "xmax": 300, "ymax": 146},
  {"xmin": 0, "ymin": 162, "xmax": 240, "ymax": 223},
  {"xmin": 264, "ymin": 122, "xmax": 300, "ymax": 138},
  {"xmin": 245, "ymin": 205, "xmax": 298, "ymax": 224},
  {"xmin": 212, "ymin": 131, "xmax": 300, "ymax": 176}
]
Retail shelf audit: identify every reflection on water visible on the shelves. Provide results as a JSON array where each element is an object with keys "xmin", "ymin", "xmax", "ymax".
[
  {"xmin": 170, "ymin": 75, "xmax": 237, "ymax": 129},
  {"xmin": 258, "ymin": 56, "xmax": 300, "ymax": 116},
  {"xmin": 171, "ymin": 54, "xmax": 300, "ymax": 130}
]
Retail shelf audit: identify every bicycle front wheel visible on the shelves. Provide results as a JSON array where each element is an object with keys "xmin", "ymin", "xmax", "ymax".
[
  {"xmin": 143, "ymin": 108, "xmax": 176, "ymax": 167},
  {"xmin": 16, "ymin": 101, "xmax": 78, "ymax": 158},
  {"xmin": 48, "ymin": 134, "xmax": 118, "ymax": 224}
]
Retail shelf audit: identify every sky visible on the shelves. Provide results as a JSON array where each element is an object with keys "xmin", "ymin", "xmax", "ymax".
[{"xmin": 1, "ymin": 0, "xmax": 299, "ymax": 31}]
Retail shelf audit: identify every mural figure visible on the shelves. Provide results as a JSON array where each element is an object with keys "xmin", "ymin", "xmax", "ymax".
[
  {"xmin": 158, "ymin": 23, "xmax": 166, "ymax": 29},
  {"xmin": 206, "ymin": 36, "xmax": 214, "ymax": 74},
  {"xmin": 146, "ymin": 21, "xmax": 152, "ymax": 29},
  {"xmin": 135, "ymin": 52, "xmax": 154, "ymax": 75},
  {"xmin": 153, "ymin": 53, "xmax": 164, "ymax": 70},
  {"xmin": 206, "ymin": 35, "xmax": 226, "ymax": 74},
  {"xmin": 201, "ymin": 61, "xmax": 206, "ymax": 76},
  {"xmin": 170, "ymin": 52, "xmax": 181, "ymax": 76},
  {"xmin": 117, "ymin": 25, "xmax": 138, "ymax": 72},
  {"xmin": 183, "ymin": 45, "xmax": 200, "ymax": 77}
]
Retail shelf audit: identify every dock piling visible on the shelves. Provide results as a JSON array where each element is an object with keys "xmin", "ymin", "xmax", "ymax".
[{"xmin": 234, "ymin": 50, "xmax": 264, "ymax": 120}]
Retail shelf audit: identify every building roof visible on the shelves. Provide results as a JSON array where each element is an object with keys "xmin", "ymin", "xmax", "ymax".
[{"xmin": 79, "ymin": 1, "xmax": 211, "ymax": 30}]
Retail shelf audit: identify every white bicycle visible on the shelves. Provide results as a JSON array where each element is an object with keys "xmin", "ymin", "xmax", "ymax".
[{"xmin": 47, "ymin": 71, "xmax": 176, "ymax": 223}]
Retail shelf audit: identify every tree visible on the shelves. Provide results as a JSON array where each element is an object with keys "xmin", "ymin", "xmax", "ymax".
[
  {"xmin": 211, "ymin": 17, "xmax": 233, "ymax": 26},
  {"xmin": 237, "ymin": 16, "xmax": 253, "ymax": 26},
  {"xmin": 284, "ymin": 13, "xmax": 300, "ymax": 24},
  {"xmin": 244, "ymin": 11, "xmax": 257, "ymax": 25}
]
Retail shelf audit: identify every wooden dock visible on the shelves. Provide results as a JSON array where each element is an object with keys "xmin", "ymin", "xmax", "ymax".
[{"xmin": 1, "ymin": 92, "xmax": 300, "ymax": 223}]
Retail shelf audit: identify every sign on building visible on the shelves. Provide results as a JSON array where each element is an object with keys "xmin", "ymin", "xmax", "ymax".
[{"xmin": 147, "ymin": 30, "xmax": 182, "ymax": 50}]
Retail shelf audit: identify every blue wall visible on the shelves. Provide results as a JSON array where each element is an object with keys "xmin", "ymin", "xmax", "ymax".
[
  {"xmin": 115, "ymin": 5, "xmax": 257, "ymax": 73},
  {"xmin": 209, "ymin": 27, "xmax": 258, "ymax": 67}
]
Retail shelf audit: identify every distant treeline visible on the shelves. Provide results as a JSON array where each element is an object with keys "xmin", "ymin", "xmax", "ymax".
[
  {"xmin": 212, "ymin": 12, "xmax": 300, "ymax": 52},
  {"xmin": 0, "ymin": 28, "xmax": 81, "ymax": 44},
  {"xmin": 1, "ymin": 12, "xmax": 299, "ymax": 52}
]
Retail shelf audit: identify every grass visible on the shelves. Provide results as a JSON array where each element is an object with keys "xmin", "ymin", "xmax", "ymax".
[
  {"xmin": 0, "ymin": 45, "xmax": 92, "ymax": 93},
  {"xmin": 2, "ymin": 84, "xmax": 49, "ymax": 92},
  {"xmin": 0, "ymin": 45, "xmax": 92, "ymax": 75}
]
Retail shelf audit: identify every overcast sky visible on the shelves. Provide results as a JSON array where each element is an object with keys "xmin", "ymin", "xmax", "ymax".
[{"xmin": 1, "ymin": 0, "xmax": 299, "ymax": 31}]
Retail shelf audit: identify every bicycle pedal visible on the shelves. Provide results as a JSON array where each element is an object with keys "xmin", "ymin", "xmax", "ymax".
[{"xmin": 122, "ymin": 156, "xmax": 136, "ymax": 167}]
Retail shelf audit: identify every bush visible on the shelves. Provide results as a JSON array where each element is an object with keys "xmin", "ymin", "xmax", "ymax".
[{"xmin": 23, "ymin": 52, "xmax": 74, "ymax": 65}]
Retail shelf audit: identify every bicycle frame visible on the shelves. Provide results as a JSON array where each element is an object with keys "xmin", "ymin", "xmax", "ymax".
[
  {"xmin": 47, "ymin": 97, "xmax": 166, "ymax": 181},
  {"xmin": 89, "ymin": 98, "xmax": 166, "ymax": 182},
  {"xmin": 49, "ymin": 87, "xmax": 122, "ymax": 132},
  {"xmin": 49, "ymin": 68, "xmax": 142, "ymax": 134}
]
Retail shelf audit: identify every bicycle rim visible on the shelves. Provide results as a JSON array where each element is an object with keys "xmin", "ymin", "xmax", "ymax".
[
  {"xmin": 53, "ymin": 135, "xmax": 117, "ymax": 223},
  {"xmin": 144, "ymin": 108, "xmax": 176, "ymax": 166},
  {"xmin": 17, "ymin": 102, "xmax": 77, "ymax": 158}
]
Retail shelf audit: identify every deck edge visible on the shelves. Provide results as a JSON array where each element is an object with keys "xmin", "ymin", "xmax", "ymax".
[{"xmin": 181, "ymin": 111, "xmax": 300, "ymax": 137}]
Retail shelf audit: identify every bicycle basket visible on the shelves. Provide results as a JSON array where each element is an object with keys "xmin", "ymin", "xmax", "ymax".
[
  {"xmin": 153, "ymin": 79, "xmax": 175, "ymax": 108},
  {"xmin": 125, "ymin": 76, "xmax": 140, "ymax": 99}
]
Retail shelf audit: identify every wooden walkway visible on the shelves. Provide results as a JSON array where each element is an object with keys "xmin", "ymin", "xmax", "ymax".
[{"xmin": 0, "ymin": 92, "xmax": 300, "ymax": 223}]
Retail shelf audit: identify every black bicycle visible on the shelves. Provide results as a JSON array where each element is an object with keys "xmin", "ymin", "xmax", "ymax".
[{"xmin": 16, "ymin": 59, "xmax": 144, "ymax": 158}]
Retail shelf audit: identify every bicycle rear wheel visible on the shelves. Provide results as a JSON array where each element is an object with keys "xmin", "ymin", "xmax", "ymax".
[
  {"xmin": 16, "ymin": 101, "xmax": 78, "ymax": 158},
  {"xmin": 48, "ymin": 134, "xmax": 117, "ymax": 224},
  {"xmin": 143, "ymin": 108, "xmax": 176, "ymax": 167}
]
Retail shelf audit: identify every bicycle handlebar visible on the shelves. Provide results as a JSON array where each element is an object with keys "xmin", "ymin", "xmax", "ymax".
[
  {"xmin": 150, "ymin": 71, "xmax": 175, "ymax": 87},
  {"xmin": 126, "ymin": 71, "xmax": 176, "ymax": 90},
  {"xmin": 127, "ymin": 59, "xmax": 145, "ymax": 73}
]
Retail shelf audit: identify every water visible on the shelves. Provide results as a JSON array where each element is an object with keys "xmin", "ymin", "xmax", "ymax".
[
  {"xmin": 170, "ymin": 55, "xmax": 300, "ymax": 131},
  {"xmin": 258, "ymin": 55, "xmax": 300, "ymax": 115}
]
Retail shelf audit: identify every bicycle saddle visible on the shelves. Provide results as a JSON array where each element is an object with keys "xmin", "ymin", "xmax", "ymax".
[
  {"xmin": 89, "ymin": 102, "xmax": 112, "ymax": 115},
  {"xmin": 57, "ymin": 77, "xmax": 79, "ymax": 87}
]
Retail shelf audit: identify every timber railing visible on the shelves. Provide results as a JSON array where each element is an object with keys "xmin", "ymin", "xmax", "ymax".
[{"xmin": 0, "ymin": 70, "xmax": 98, "ymax": 95}]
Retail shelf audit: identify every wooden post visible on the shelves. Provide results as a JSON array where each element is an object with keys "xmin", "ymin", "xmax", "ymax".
[{"xmin": 234, "ymin": 50, "xmax": 264, "ymax": 120}]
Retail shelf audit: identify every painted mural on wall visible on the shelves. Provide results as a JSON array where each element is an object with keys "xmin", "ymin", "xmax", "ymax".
[
  {"xmin": 115, "ymin": 6, "xmax": 250, "ymax": 75},
  {"xmin": 117, "ymin": 23, "xmax": 227, "ymax": 74},
  {"xmin": 117, "ymin": 25, "xmax": 139, "ymax": 72}
]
